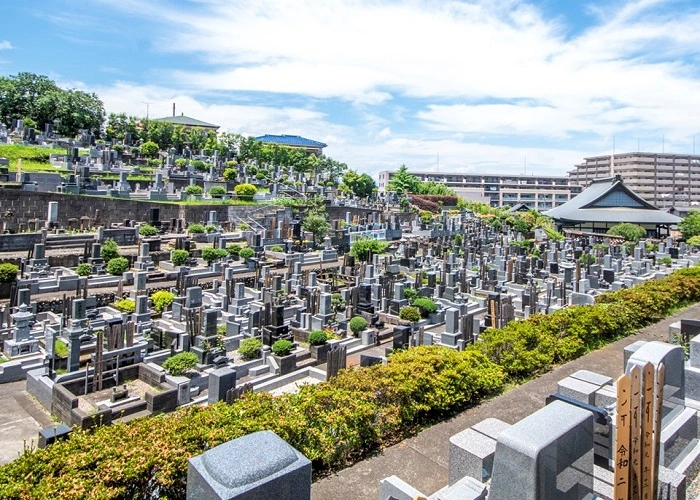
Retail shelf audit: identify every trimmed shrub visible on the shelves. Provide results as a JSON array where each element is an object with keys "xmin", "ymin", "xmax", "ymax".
[
  {"xmin": 223, "ymin": 168, "xmax": 237, "ymax": 180},
  {"xmin": 268, "ymin": 245, "xmax": 284, "ymax": 252},
  {"xmin": 6, "ymin": 269, "xmax": 700, "ymax": 499},
  {"xmin": 239, "ymin": 247, "xmax": 254, "ymax": 260},
  {"xmin": 204, "ymin": 224, "xmax": 217, "ymax": 234},
  {"xmin": 308, "ymin": 331, "xmax": 328, "ymax": 346},
  {"xmin": 202, "ymin": 247, "xmax": 228, "ymax": 265},
  {"xmin": 151, "ymin": 290, "xmax": 175, "ymax": 314},
  {"xmin": 75, "ymin": 263, "xmax": 92, "ymax": 276},
  {"xmin": 138, "ymin": 224, "xmax": 157, "ymax": 237},
  {"xmin": 412, "ymin": 298, "xmax": 438, "ymax": 317},
  {"xmin": 238, "ymin": 337, "xmax": 263, "ymax": 360},
  {"xmin": 209, "ymin": 186, "xmax": 226, "ymax": 196},
  {"xmin": 187, "ymin": 223, "xmax": 205, "ymax": 234},
  {"xmin": 163, "ymin": 352, "xmax": 198, "ymax": 376},
  {"xmin": 272, "ymin": 339, "xmax": 293, "ymax": 357},
  {"xmin": 53, "ymin": 340, "xmax": 68, "ymax": 359},
  {"xmin": 234, "ymin": 183, "xmax": 257, "ymax": 200},
  {"xmin": 350, "ymin": 238, "xmax": 388, "ymax": 262},
  {"xmin": 185, "ymin": 185, "xmax": 203, "ymax": 196},
  {"xmin": 101, "ymin": 238, "xmax": 119, "ymax": 262},
  {"xmin": 112, "ymin": 299, "xmax": 135, "ymax": 313},
  {"xmin": 106, "ymin": 257, "xmax": 129, "ymax": 276},
  {"xmin": 399, "ymin": 306, "xmax": 420, "ymax": 323},
  {"xmin": 404, "ymin": 288, "xmax": 418, "ymax": 304},
  {"xmin": 227, "ymin": 244, "xmax": 241, "ymax": 256},
  {"xmin": 688, "ymin": 235, "xmax": 700, "ymax": 246},
  {"xmin": 171, "ymin": 249, "xmax": 189, "ymax": 266},
  {"xmin": 349, "ymin": 316, "xmax": 368, "ymax": 336}
]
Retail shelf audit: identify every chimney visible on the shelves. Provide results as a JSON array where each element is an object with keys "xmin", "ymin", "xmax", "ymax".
[{"xmin": 173, "ymin": 103, "xmax": 176, "ymax": 117}]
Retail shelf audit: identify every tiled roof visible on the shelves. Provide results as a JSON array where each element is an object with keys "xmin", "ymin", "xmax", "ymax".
[
  {"xmin": 151, "ymin": 115, "xmax": 219, "ymax": 129},
  {"xmin": 254, "ymin": 135, "xmax": 327, "ymax": 148},
  {"xmin": 543, "ymin": 176, "xmax": 681, "ymax": 225}
]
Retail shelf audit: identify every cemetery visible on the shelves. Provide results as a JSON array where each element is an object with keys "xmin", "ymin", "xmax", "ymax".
[{"xmin": 4, "ymin": 117, "xmax": 700, "ymax": 498}]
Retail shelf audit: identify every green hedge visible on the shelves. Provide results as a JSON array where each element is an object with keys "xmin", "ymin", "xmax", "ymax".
[{"xmin": 3, "ymin": 267, "xmax": 700, "ymax": 498}]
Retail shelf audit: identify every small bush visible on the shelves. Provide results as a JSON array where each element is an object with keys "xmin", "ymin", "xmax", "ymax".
[
  {"xmin": 191, "ymin": 160, "xmax": 207, "ymax": 172},
  {"xmin": 162, "ymin": 352, "xmax": 198, "ymax": 376},
  {"xmin": 227, "ymin": 244, "xmax": 241, "ymax": 256},
  {"xmin": 412, "ymin": 298, "xmax": 438, "ymax": 317},
  {"xmin": 101, "ymin": 238, "xmax": 120, "ymax": 262},
  {"xmin": 239, "ymin": 247, "xmax": 255, "ymax": 260},
  {"xmin": 112, "ymin": 298, "xmax": 135, "ymax": 313},
  {"xmin": 223, "ymin": 168, "xmax": 237, "ymax": 180},
  {"xmin": 658, "ymin": 256, "xmax": 673, "ymax": 266},
  {"xmin": 106, "ymin": 257, "xmax": 129, "ymax": 276},
  {"xmin": 151, "ymin": 290, "xmax": 175, "ymax": 313},
  {"xmin": 308, "ymin": 331, "xmax": 328, "ymax": 346},
  {"xmin": 175, "ymin": 158, "xmax": 187, "ymax": 168},
  {"xmin": 140, "ymin": 141, "xmax": 159, "ymax": 158},
  {"xmin": 209, "ymin": 186, "xmax": 226, "ymax": 196},
  {"xmin": 202, "ymin": 247, "xmax": 228, "ymax": 265},
  {"xmin": 238, "ymin": 337, "xmax": 263, "ymax": 360},
  {"xmin": 188, "ymin": 223, "xmax": 205, "ymax": 234},
  {"xmin": 204, "ymin": 224, "xmax": 217, "ymax": 234},
  {"xmin": 399, "ymin": 306, "xmax": 421, "ymax": 323},
  {"xmin": 75, "ymin": 263, "xmax": 92, "ymax": 276},
  {"xmin": 349, "ymin": 316, "xmax": 368, "ymax": 335},
  {"xmin": 171, "ymin": 249, "xmax": 189, "ymax": 266},
  {"xmin": 404, "ymin": 288, "xmax": 418, "ymax": 304},
  {"xmin": 185, "ymin": 185, "xmax": 203, "ymax": 196},
  {"xmin": 234, "ymin": 183, "xmax": 257, "ymax": 200},
  {"xmin": 272, "ymin": 339, "xmax": 293, "ymax": 357},
  {"xmin": 268, "ymin": 245, "xmax": 284, "ymax": 252},
  {"xmin": 138, "ymin": 224, "xmax": 158, "ymax": 237}
]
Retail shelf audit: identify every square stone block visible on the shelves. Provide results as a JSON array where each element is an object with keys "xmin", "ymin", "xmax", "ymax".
[
  {"xmin": 570, "ymin": 370, "xmax": 612, "ymax": 388},
  {"xmin": 449, "ymin": 427, "xmax": 497, "ymax": 485},
  {"xmin": 186, "ymin": 430, "xmax": 311, "ymax": 500},
  {"xmin": 557, "ymin": 377, "xmax": 599, "ymax": 405}
]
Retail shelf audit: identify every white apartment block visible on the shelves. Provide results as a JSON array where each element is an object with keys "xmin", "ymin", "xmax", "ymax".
[
  {"xmin": 377, "ymin": 171, "xmax": 582, "ymax": 211},
  {"xmin": 569, "ymin": 152, "xmax": 700, "ymax": 208}
]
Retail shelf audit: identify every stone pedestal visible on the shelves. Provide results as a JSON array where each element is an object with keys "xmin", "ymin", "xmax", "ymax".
[{"xmin": 186, "ymin": 430, "xmax": 311, "ymax": 500}]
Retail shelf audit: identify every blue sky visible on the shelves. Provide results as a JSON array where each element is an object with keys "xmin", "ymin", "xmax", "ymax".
[{"xmin": 3, "ymin": 0, "xmax": 700, "ymax": 178}]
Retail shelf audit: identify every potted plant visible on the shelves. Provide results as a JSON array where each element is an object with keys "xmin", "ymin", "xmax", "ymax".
[
  {"xmin": 308, "ymin": 330, "xmax": 330, "ymax": 363},
  {"xmin": 239, "ymin": 247, "xmax": 255, "ymax": 269},
  {"xmin": 272, "ymin": 339, "xmax": 296, "ymax": 375}
]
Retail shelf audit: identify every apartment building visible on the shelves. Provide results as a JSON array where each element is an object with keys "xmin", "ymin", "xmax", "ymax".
[
  {"xmin": 569, "ymin": 152, "xmax": 700, "ymax": 208},
  {"xmin": 377, "ymin": 171, "xmax": 582, "ymax": 211}
]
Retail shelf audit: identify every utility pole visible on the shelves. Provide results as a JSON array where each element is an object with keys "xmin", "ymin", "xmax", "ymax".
[{"xmin": 141, "ymin": 101, "xmax": 151, "ymax": 133}]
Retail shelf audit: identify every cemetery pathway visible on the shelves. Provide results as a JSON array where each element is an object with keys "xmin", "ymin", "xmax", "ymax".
[
  {"xmin": 310, "ymin": 301, "xmax": 700, "ymax": 499},
  {"xmin": 0, "ymin": 380, "xmax": 52, "ymax": 465}
]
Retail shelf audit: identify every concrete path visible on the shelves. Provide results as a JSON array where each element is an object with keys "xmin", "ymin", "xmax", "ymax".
[
  {"xmin": 0, "ymin": 380, "xmax": 53, "ymax": 465},
  {"xmin": 311, "ymin": 302, "xmax": 700, "ymax": 499}
]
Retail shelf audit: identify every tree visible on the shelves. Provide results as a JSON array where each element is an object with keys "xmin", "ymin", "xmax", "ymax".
[
  {"xmin": 302, "ymin": 214, "xmax": 330, "ymax": 244},
  {"xmin": 0, "ymin": 73, "xmax": 105, "ymax": 137},
  {"xmin": 607, "ymin": 223, "xmax": 647, "ymax": 242},
  {"xmin": 349, "ymin": 316, "xmax": 368, "ymax": 336},
  {"xmin": 234, "ymin": 183, "xmax": 257, "ymax": 200},
  {"xmin": 342, "ymin": 170, "xmax": 376, "ymax": 198},
  {"xmin": 350, "ymin": 237, "xmax": 388, "ymax": 262},
  {"xmin": 679, "ymin": 210, "xmax": 700, "ymax": 240},
  {"xmin": 387, "ymin": 165, "xmax": 420, "ymax": 193},
  {"xmin": 105, "ymin": 113, "xmax": 141, "ymax": 142}
]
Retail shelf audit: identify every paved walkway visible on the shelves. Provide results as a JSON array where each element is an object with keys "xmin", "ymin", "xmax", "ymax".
[
  {"xmin": 0, "ymin": 380, "xmax": 52, "ymax": 465},
  {"xmin": 311, "ymin": 302, "xmax": 700, "ymax": 499}
]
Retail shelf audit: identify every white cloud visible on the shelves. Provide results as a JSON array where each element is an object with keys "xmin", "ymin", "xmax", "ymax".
[
  {"xmin": 81, "ymin": 0, "xmax": 700, "ymax": 177},
  {"xmin": 0, "ymin": 41, "xmax": 13, "ymax": 50}
]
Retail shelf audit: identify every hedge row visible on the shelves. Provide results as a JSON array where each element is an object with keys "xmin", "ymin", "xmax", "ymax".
[{"xmin": 2, "ymin": 267, "xmax": 700, "ymax": 498}]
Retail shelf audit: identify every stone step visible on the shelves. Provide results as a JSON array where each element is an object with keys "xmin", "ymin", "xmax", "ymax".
[{"xmin": 295, "ymin": 358, "xmax": 317, "ymax": 370}]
